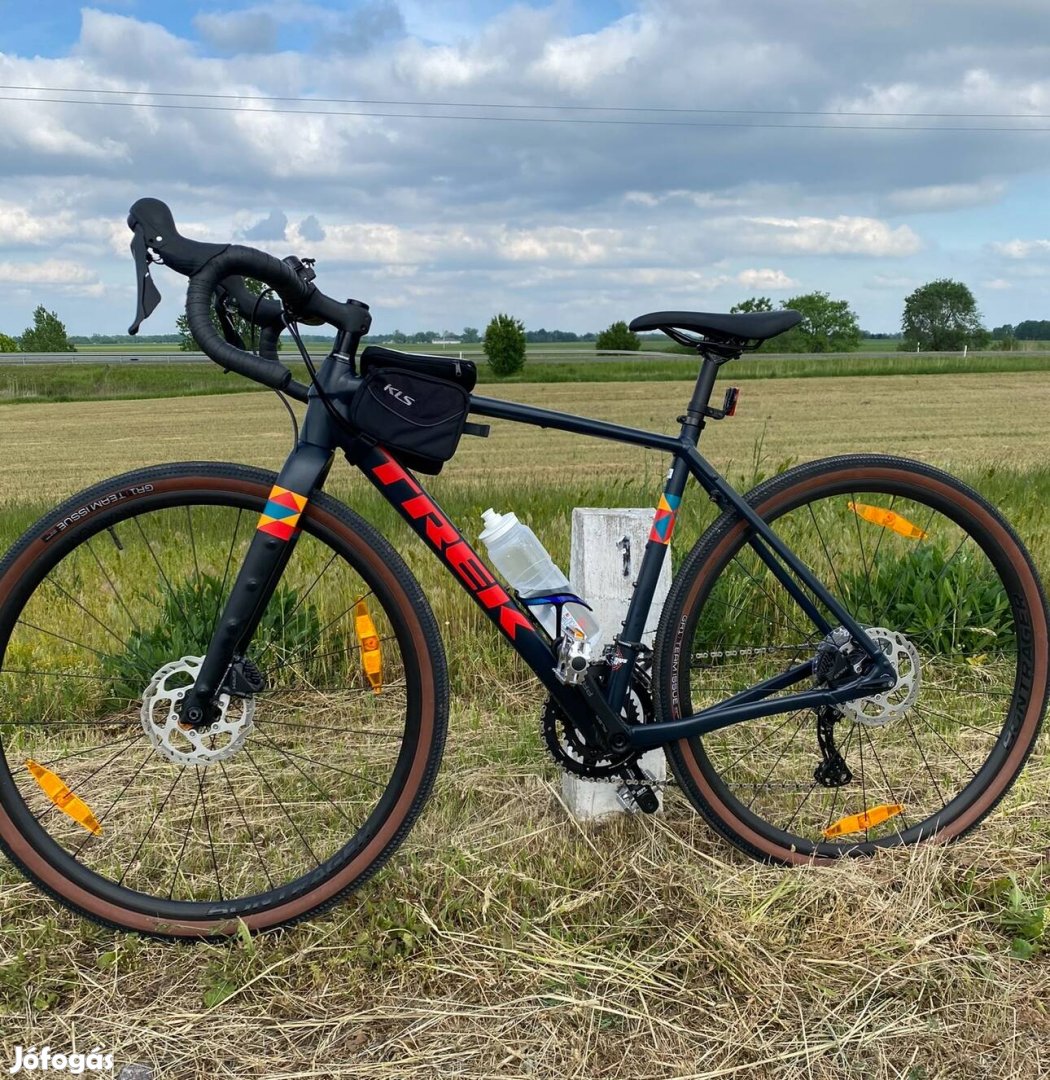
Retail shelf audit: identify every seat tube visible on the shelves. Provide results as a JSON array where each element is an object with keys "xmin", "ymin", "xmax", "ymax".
[
  {"xmin": 605, "ymin": 454, "xmax": 691, "ymax": 710},
  {"xmin": 604, "ymin": 352, "xmax": 720, "ymax": 712}
]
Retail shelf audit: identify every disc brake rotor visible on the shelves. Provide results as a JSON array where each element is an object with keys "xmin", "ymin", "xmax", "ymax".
[
  {"xmin": 140, "ymin": 655, "xmax": 255, "ymax": 765},
  {"xmin": 837, "ymin": 627, "xmax": 921, "ymax": 728}
]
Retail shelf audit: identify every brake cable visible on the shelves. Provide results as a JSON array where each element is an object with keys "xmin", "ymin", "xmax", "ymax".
[{"xmin": 283, "ymin": 311, "xmax": 363, "ymax": 447}]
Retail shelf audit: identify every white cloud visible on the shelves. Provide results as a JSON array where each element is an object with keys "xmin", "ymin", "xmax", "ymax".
[
  {"xmin": 884, "ymin": 181, "xmax": 1005, "ymax": 213},
  {"xmin": 0, "ymin": 260, "xmax": 98, "ymax": 286},
  {"xmin": 623, "ymin": 190, "xmax": 748, "ymax": 210},
  {"xmin": 981, "ymin": 277, "xmax": 1014, "ymax": 289},
  {"xmin": 193, "ymin": 10, "xmax": 278, "ymax": 54},
  {"xmin": 733, "ymin": 216, "xmax": 922, "ymax": 257},
  {"xmin": 0, "ymin": 202, "xmax": 63, "ymax": 246},
  {"xmin": 990, "ymin": 239, "xmax": 1050, "ymax": 259},
  {"xmin": 0, "ymin": 4, "xmax": 1047, "ymax": 335},
  {"xmin": 735, "ymin": 268, "xmax": 799, "ymax": 290}
]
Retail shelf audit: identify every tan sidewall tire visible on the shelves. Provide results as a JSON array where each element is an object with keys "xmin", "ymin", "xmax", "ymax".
[
  {"xmin": 0, "ymin": 465, "xmax": 446, "ymax": 936},
  {"xmin": 658, "ymin": 457, "xmax": 1048, "ymax": 864}
]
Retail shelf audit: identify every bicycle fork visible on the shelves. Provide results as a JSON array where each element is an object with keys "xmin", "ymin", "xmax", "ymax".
[{"xmin": 178, "ymin": 441, "xmax": 333, "ymax": 730}]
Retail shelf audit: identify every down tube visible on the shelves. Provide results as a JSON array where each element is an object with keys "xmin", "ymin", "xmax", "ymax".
[{"xmin": 355, "ymin": 447, "xmax": 564, "ymax": 691}]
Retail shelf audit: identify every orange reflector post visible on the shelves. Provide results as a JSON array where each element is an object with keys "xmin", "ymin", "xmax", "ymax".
[
  {"xmin": 848, "ymin": 502, "xmax": 927, "ymax": 541},
  {"xmin": 823, "ymin": 802, "xmax": 904, "ymax": 839},
  {"xmin": 25, "ymin": 759, "xmax": 102, "ymax": 836},
  {"xmin": 354, "ymin": 600, "xmax": 383, "ymax": 694}
]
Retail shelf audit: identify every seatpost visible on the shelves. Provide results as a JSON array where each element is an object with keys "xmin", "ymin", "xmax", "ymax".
[{"xmin": 678, "ymin": 349, "xmax": 725, "ymax": 446}]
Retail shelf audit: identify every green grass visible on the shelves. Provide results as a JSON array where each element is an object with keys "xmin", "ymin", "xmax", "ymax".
[{"xmin": 2, "ymin": 350, "xmax": 1049, "ymax": 405}]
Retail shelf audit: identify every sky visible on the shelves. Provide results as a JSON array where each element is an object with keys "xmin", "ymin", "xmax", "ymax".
[{"xmin": 0, "ymin": 1, "xmax": 1049, "ymax": 337}]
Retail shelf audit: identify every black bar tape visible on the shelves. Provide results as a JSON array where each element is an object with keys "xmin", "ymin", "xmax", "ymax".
[{"xmin": 186, "ymin": 246, "xmax": 313, "ymax": 392}]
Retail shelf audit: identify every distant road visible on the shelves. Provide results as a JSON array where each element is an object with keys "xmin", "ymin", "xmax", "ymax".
[
  {"xmin": 0, "ymin": 352, "xmax": 206, "ymax": 365},
  {"xmin": 0, "ymin": 349, "xmax": 679, "ymax": 366}
]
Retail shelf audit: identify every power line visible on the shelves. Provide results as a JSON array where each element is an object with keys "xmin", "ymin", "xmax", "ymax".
[
  {"xmin": 0, "ymin": 91, "xmax": 1048, "ymax": 132},
  {"xmin": 1, "ymin": 83, "xmax": 1048, "ymax": 120}
]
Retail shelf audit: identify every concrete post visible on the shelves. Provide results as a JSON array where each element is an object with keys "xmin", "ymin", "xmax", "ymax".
[{"xmin": 561, "ymin": 508, "xmax": 672, "ymax": 820}]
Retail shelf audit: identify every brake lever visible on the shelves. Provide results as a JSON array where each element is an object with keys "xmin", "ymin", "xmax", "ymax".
[{"xmin": 128, "ymin": 225, "xmax": 161, "ymax": 334}]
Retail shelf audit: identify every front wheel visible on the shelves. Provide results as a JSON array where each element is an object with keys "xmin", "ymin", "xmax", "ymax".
[
  {"xmin": 655, "ymin": 455, "xmax": 1049, "ymax": 863},
  {"xmin": 0, "ymin": 462, "xmax": 448, "ymax": 937}
]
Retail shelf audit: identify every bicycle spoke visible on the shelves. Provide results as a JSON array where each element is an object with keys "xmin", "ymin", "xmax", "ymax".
[
  {"xmin": 902, "ymin": 711, "xmax": 948, "ymax": 815},
  {"xmin": 218, "ymin": 759, "xmax": 276, "ymax": 891},
  {"xmin": 196, "ymin": 766, "xmax": 224, "ymax": 902},
  {"xmin": 243, "ymin": 744, "xmax": 320, "ymax": 865},
  {"xmin": 116, "ymin": 766, "xmax": 185, "ymax": 884},
  {"xmin": 256, "ymin": 727, "xmax": 356, "ymax": 826},
  {"xmin": 745, "ymin": 712, "xmax": 806, "ymax": 811},
  {"xmin": 858, "ymin": 725, "xmax": 911, "ymax": 834}
]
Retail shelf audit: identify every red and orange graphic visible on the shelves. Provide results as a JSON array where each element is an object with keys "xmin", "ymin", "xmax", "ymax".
[
  {"xmin": 256, "ymin": 484, "xmax": 309, "ymax": 541},
  {"xmin": 649, "ymin": 492, "xmax": 681, "ymax": 545}
]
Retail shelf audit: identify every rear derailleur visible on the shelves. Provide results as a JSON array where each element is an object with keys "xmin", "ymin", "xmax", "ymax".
[
  {"xmin": 813, "ymin": 706, "xmax": 852, "ymax": 788},
  {"xmin": 811, "ymin": 629, "xmax": 853, "ymax": 788}
]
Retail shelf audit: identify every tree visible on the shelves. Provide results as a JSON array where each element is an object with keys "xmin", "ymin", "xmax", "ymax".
[
  {"xmin": 0, "ymin": 333, "xmax": 18, "ymax": 352},
  {"xmin": 594, "ymin": 320, "xmax": 641, "ymax": 352},
  {"xmin": 777, "ymin": 292, "xmax": 860, "ymax": 353},
  {"xmin": 901, "ymin": 279, "xmax": 986, "ymax": 351},
  {"xmin": 730, "ymin": 296, "xmax": 773, "ymax": 314},
  {"xmin": 1014, "ymin": 319, "xmax": 1050, "ymax": 341},
  {"xmin": 176, "ymin": 277, "xmax": 276, "ymax": 352},
  {"xmin": 19, "ymin": 306, "xmax": 75, "ymax": 352},
  {"xmin": 483, "ymin": 313, "xmax": 526, "ymax": 376},
  {"xmin": 461, "ymin": 326, "xmax": 480, "ymax": 344}
]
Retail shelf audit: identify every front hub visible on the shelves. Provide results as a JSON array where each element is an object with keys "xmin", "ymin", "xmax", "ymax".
[{"xmin": 140, "ymin": 656, "xmax": 256, "ymax": 765}]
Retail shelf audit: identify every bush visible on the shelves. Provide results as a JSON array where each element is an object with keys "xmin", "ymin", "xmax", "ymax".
[
  {"xmin": 483, "ymin": 313, "xmax": 526, "ymax": 376},
  {"xmin": 105, "ymin": 573, "xmax": 323, "ymax": 702},
  {"xmin": 595, "ymin": 321, "xmax": 641, "ymax": 352}
]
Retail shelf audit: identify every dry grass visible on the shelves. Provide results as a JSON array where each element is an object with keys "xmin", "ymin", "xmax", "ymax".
[
  {"xmin": 0, "ymin": 372, "xmax": 1048, "ymax": 1078},
  {"xmin": 1, "ymin": 748, "xmax": 1048, "ymax": 1078}
]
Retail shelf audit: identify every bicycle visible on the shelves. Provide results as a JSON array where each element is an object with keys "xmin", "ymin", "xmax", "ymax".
[{"xmin": 0, "ymin": 197, "xmax": 1046, "ymax": 938}]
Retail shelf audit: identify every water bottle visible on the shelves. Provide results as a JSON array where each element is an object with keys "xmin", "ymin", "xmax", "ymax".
[{"xmin": 479, "ymin": 508, "xmax": 601, "ymax": 648}]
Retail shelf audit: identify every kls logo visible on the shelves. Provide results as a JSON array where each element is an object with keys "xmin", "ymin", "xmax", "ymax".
[
  {"xmin": 8, "ymin": 1046, "xmax": 113, "ymax": 1074},
  {"xmin": 383, "ymin": 383, "xmax": 414, "ymax": 407}
]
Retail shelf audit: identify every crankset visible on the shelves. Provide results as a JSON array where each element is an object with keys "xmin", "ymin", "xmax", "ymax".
[{"xmin": 541, "ymin": 661, "xmax": 656, "ymax": 790}]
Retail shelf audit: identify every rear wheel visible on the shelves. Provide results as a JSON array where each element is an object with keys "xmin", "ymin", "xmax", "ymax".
[
  {"xmin": 0, "ymin": 462, "xmax": 448, "ymax": 936},
  {"xmin": 655, "ymin": 455, "xmax": 1049, "ymax": 862}
]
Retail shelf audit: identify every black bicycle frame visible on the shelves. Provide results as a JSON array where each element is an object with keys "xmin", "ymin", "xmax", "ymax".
[{"xmin": 181, "ymin": 348, "xmax": 896, "ymax": 747}]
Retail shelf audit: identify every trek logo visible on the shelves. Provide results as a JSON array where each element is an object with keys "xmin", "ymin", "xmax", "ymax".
[
  {"xmin": 370, "ymin": 455, "xmax": 533, "ymax": 641},
  {"xmin": 384, "ymin": 383, "xmax": 415, "ymax": 407}
]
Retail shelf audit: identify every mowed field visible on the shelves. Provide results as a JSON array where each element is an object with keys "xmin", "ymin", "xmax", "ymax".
[
  {"xmin": 0, "ymin": 370, "xmax": 1048, "ymax": 1079},
  {"xmin": 1, "ymin": 370, "xmax": 1048, "ymax": 505}
]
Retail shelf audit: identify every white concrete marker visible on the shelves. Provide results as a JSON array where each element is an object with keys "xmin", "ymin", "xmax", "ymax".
[{"xmin": 562, "ymin": 507, "xmax": 672, "ymax": 820}]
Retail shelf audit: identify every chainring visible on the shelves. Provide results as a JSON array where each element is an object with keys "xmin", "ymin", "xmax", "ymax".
[{"xmin": 542, "ymin": 663, "xmax": 653, "ymax": 780}]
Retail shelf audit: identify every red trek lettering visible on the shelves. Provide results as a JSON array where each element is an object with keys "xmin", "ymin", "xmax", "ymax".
[{"xmin": 371, "ymin": 454, "xmax": 534, "ymax": 641}]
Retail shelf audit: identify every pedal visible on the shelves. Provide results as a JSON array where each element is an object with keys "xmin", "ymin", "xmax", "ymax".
[{"xmin": 616, "ymin": 768, "xmax": 660, "ymax": 814}]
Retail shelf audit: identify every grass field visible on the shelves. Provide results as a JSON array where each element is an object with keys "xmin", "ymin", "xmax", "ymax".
[
  {"xmin": 2, "ymin": 349, "xmax": 1050, "ymax": 404},
  {"xmin": 0, "ymin": 371, "xmax": 1048, "ymax": 1078}
]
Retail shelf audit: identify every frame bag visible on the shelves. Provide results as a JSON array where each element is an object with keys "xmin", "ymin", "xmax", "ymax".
[{"xmin": 349, "ymin": 346, "xmax": 478, "ymax": 474}]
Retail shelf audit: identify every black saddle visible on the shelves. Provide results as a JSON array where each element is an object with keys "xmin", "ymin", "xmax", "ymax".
[{"xmin": 629, "ymin": 309, "xmax": 801, "ymax": 346}]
